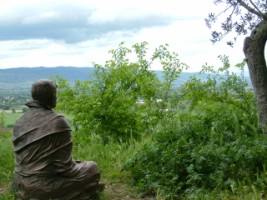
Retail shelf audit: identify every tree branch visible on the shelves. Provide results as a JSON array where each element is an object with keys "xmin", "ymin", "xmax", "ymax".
[
  {"xmin": 249, "ymin": 0, "xmax": 264, "ymax": 15},
  {"xmin": 238, "ymin": 0, "xmax": 267, "ymax": 19}
]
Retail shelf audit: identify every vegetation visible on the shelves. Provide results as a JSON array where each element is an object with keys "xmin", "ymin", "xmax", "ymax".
[
  {"xmin": 1, "ymin": 42, "xmax": 266, "ymax": 199},
  {"xmin": 205, "ymin": 0, "xmax": 267, "ymax": 133},
  {"xmin": 56, "ymin": 42, "xmax": 188, "ymax": 142},
  {"xmin": 0, "ymin": 111, "xmax": 24, "ymax": 129},
  {"xmin": 54, "ymin": 43, "xmax": 267, "ymax": 199},
  {"xmin": 123, "ymin": 59, "xmax": 267, "ymax": 198},
  {"xmin": 0, "ymin": 131, "xmax": 15, "ymax": 199}
]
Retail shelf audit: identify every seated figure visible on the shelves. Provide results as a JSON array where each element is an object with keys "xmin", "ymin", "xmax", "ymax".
[{"xmin": 12, "ymin": 79, "xmax": 102, "ymax": 200}]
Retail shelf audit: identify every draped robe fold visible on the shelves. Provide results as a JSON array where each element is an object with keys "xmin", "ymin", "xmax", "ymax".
[{"xmin": 12, "ymin": 101, "xmax": 100, "ymax": 200}]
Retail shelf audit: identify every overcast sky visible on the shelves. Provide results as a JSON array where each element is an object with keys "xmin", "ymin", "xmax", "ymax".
[{"xmin": 0, "ymin": 0, "xmax": 249, "ymax": 71}]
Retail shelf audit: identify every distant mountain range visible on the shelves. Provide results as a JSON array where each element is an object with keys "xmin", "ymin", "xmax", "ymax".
[
  {"xmin": 0, "ymin": 67, "xmax": 95, "ymax": 90},
  {"xmin": 0, "ymin": 66, "xmax": 251, "ymax": 90},
  {"xmin": 0, "ymin": 66, "xmax": 95, "ymax": 83}
]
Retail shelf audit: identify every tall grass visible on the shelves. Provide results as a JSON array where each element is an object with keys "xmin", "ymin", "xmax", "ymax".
[
  {"xmin": 2, "ymin": 111, "xmax": 23, "ymax": 128},
  {"xmin": 0, "ymin": 131, "xmax": 15, "ymax": 199},
  {"xmin": 72, "ymin": 130, "xmax": 155, "ymax": 186}
]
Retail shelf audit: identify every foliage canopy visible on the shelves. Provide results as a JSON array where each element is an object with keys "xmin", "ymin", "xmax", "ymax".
[{"xmin": 56, "ymin": 42, "xmax": 187, "ymax": 142}]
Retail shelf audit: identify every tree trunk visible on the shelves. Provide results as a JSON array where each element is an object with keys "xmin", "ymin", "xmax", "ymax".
[{"xmin": 243, "ymin": 20, "xmax": 267, "ymax": 133}]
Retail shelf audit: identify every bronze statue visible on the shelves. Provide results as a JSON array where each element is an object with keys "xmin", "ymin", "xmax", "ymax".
[{"xmin": 12, "ymin": 79, "xmax": 102, "ymax": 200}]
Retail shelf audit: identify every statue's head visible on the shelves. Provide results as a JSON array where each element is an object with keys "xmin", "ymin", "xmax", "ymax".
[{"xmin": 31, "ymin": 79, "xmax": 57, "ymax": 109}]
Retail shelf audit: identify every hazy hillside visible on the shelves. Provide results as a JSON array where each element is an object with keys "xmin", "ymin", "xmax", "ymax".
[
  {"xmin": 0, "ymin": 66, "xmax": 94, "ymax": 83},
  {"xmin": 0, "ymin": 66, "xmax": 251, "ymax": 90},
  {"xmin": 0, "ymin": 67, "xmax": 194, "ymax": 89},
  {"xmin": 0, "ymin": 67, "xmax": 95, "ymax": 90}
]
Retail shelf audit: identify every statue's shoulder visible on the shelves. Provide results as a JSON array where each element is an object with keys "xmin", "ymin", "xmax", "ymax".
[{"xmin": 51, "ymin": 112, "xmax": 71, "ymax": 128}]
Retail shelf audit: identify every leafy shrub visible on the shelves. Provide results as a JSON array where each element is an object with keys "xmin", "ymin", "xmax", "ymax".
[
  {"xmin": 56, "ymin": 42, "xmax": 187, "ymax": 142},
  {"xmin": 123, "ymin": 59, "xmax": 267, "ymax": 198},
  {"xmin": 123, "ymin": 109, "xmax": 267, "ymax": 198}
]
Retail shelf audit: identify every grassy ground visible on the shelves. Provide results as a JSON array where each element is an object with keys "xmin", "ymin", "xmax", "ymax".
[{"xmin": 1, "ymin": 110, "xmax": 23, "ymax": 128}]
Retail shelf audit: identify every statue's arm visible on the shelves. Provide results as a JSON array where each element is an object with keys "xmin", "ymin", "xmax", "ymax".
[{"xmin": 47, "ymin": 116, "xmax": 77, "ymax": 177}]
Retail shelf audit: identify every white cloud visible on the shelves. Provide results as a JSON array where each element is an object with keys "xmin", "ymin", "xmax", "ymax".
[
  {"xmin": 0, "ymin": 0, "xmax": 254, "ymax": 72},
  {"xmin": 22, "ymin": 11, "xmax": 58, "ymax": 25}
]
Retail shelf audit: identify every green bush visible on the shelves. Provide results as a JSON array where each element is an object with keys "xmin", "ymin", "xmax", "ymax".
[
  {"xmin": 56, "ymin": 42, "xmax": 187, "ymax": 142},
  {"xmin": 123, "ymin": 109, "xmax": 267, "ymax": 198},
  {"xmin": 123, "ymin": 58, "xmax": 267, "ymax": 198}
]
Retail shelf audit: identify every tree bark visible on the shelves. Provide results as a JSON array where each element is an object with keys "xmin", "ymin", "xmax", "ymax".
[{"xmin": 243, "ymin": 20, "xmax": 267, "ymax": 133}]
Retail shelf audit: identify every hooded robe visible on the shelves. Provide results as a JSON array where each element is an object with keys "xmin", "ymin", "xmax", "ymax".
[{"xmin": 12, "ymin": 101, "xmax": 100, "ymax": 200}]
